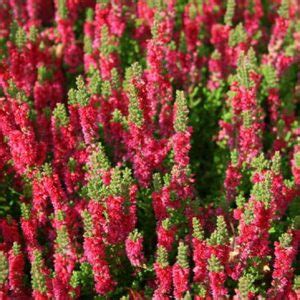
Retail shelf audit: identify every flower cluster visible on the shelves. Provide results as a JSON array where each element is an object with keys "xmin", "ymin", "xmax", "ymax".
[{"xmin": 0, "ymin": 0, "xmax": 299, "ymax": 298}]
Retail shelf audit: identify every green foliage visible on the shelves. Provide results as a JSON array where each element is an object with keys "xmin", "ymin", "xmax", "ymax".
[
  {"xmin": 236, "ymin": 193, "xmax": 246, "ymax": 209},
  {"xmin": 37, "ymin": 65, "xmax": 53, "ymax": 83},
  {"xmin": 70, "ymin": 262, "xmax": 94, "ymax": 296}
]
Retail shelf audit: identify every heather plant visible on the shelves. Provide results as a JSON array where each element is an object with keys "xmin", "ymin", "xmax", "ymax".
[{"xmin": 0, "ymin": 0, "xmax": 299, "ymax": 299}]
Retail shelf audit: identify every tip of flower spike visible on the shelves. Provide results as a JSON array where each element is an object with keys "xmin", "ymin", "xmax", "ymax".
[
  {"xmin": 129, "ymin": 229, "xmax": 142, "ymax": 242},
  {"xmin": 208, "ymin": 254, "xmax": 223, "ymax": 272},
  {"xmin": 230, "ymin": 149, "xmax": 239, "ymax": 166},
  {"xmin": 70, "ymin": 270, "xmax": 81, "ymax": 289},
  {"xmin": 31, "ymin": 250, "xmax": 47, "ymax": 294},
  {"xmin": 242, "ymin": 111, "xmax": 252, "ymax": 128},
  {"xmin": 188, "ymin": 4, "xmax": 198, "ymax": 20},
  {"xmin": 262, "ymin": 64, "xmax": 278, "ymax": 89},
  {"xmin": 125, "ymin": 63, "xmax": 143, "ymax": 84},
  {"xmin": 68, "ymin": 157, "xmax": 77, "ymax": 173},
  {"xmin": 211, "ymin": 50, "xmax": 221, "ymax": 60},
  {"xmin": 97, "ymin": 0, "xmax": 109, "ymax": 7},
  {"xmin": 176, "ymin": 242, "xmax": 189, "ymax": 269},
  {"xmin": 294, "ymin": 152, "xmax": 300, "ymax": 168},
  {"xmin": 174, "ymin": 90, "xmax": 189, "ymax": 132},
  {"xmin": 208, "ymin": 215, "xmax": 228, "ymax": 245},
  {"xmin": 153, "ymin": 0, "xmax": 165, "ymax": 10},
  {"xmin": 229, "ymin": 23, "xmax": 247, "ymax": 47},
  {"xmin": 247, "ymin": 48, "xmax": 257, "ymax": 68},
  {"xmin": 271, "ymin": 151, "xmax": 281, "ymax": 174},
  {"xmin": 109, "ymin": 167, "xmax": 133, "ymax": 197},
  {"xmin": 111, "ymin": 68, "xmax": 120, "ymax": 90},
  {"xmin": 251, "ymin": 153, "xmax": 269, "ymax": 172},
  {"xmin": 111, "ymin": 109, "xmax": 128, "ymax": 129},
  {"xmin": 12, "ymin": 242, "xmax": 21, "ymax": 255},
  {"xmin": 193, "ymin": 283, "xmax": 207, "ymax": 297},
  {"xmin": 278, "ymin": 232, "xmax": 292, "ymax": 248},
  {"xmin": 15, "ymin": 26, "xmax": 27, "ymax": 49},
  {"xmin": 156, "ymin": 246, "xmax": 169, "ymax": 268},
  {"xmin": 224, "ymin": 0, "xmax": 236, "ymax": 26},
  {"xmin": 88, "ymin": 70, "xmax": 102, "ymax": 95},
  {"xmin": 235, "ymin": 193, "xmax": 246, "ymax": 208},
  {"xmin": 41, "ymin": 163, "xmax": 52, "ymax": 177},
  {"xmin": 82, "ymin": 210, "xmax": 93, "ymax": 238},
  {"xmin": 126, "ymin": 64, "xmax": 144, "ymax": 127},
  {"xmin": 0, "ymin": 251, "xmax": 8, "ymax": 285},
  {"xmin": 192, "ymin": 217, "xmax": 204, "ymax": 240},
  {"xmin": 37, "ymin": 65, "xmax": 53, "ymax": 83},
  {"xmin": 153, "ymin": 173, "xmax": 162, "ymax": 191},
  {"xmin": 84, "ymin": 35, "xmax": 93, "ymax": 55},
  {"xmin": 151, "ymin": 14, "xmax": 160, "ymax": 38},
  {"xmin": 29, "ymin": 26, "xmax": 38, "ymax": 43},
  {"xmin": 85, "ymin": 8, "xmax": 94, "ymax": 22},
  {"xmin": 162, "ymin": 218, "xmax": 171, "ymax": 230},
  {"xmin": 294, "ymin": 276, "xmax": 300, "ymax": 290},
  {"xmin": 58, "ymin": 0, "xmax": 68, "ymax": 19},
  {"xmin": 236, "ymin": 50, "xmax": 257, "ymax": 88},
  {"xmin": 9, "ymin": 20, "xmax": 19, "ymax": 42},
  {"xmin": 101, "ymin": 80, "xmax": 112, "ymax": 98},
  {"xmin": 55, "ymin": 225, "xmax": 70, "ymax": 254},
  {"xmin": 20, "ymin": 203, "xmax": 31, "ymax": 220},
  {"xmin": 251, "ymin": 172, "xmax": 272, "ymax": 207},
  {"xmin": 89, "ymin": 143, "xmax": 110, "ymax": 171},
  {"xmin": 75, "ymin": 76, "xmax": 90, "ymax": 106},
  {"xmin": 278, "ymin": 0, "xmax": 289, "ymax": 19},
  {"xmin": 238, "ymin": 274, "xmax": 255, "ymax": 298},
  {"xmin": 53, "ymin": 103, "xmax": 69, "ymax": 127},
  {"xmin": 68, "ymin": 88, "xmax": 77, "ymax": 105},
  {"xmin": 183, "ymin": 291, "xmax": 192, "ymax": 300},
  {"xmin": 55, "ymin": 210, "xmax": 65, "ymax": 221},
  {"xmin": 99, "ymin": 25, "xmax": 116, "ymax": 57}
]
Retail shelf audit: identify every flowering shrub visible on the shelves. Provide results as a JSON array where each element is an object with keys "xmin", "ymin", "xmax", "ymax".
[{"xmin": 0, "ymin": 0, "xmax": 299, "ymax": 299}]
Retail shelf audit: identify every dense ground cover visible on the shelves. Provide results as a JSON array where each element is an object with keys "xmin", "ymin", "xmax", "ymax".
[{"xmin": 0, "ymin": 0, "xmax": 299, "ymax": 299}]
